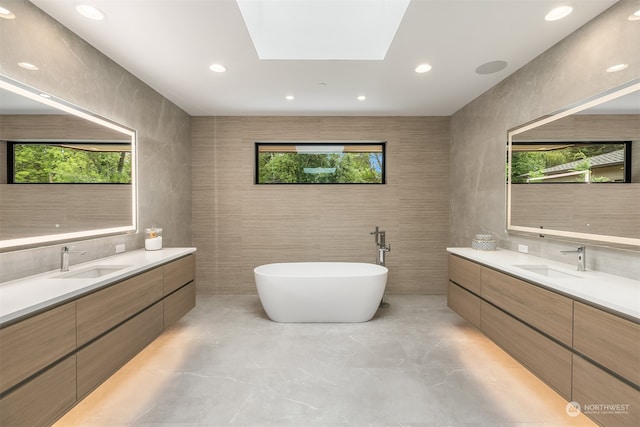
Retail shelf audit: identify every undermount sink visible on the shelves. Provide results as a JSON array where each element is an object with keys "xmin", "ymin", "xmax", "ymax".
[
  {"xmin": 53, "ymin": 265, "xmax": 132, "ymax": 279},
  {"xmin": 513, "ymin": 264, "xmax": 582, "ymax": 279}
]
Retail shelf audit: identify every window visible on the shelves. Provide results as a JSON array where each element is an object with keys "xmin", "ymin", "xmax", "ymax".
[
  {"xmin": 8, "ymin": 142, "xmax": 132, "ymax": 184},
  {"xmin": 509, "ymin": 142, "xmax": 631, "ymax": 184},
  {"xmin": 256, "ymin": 142, "xmax": 385, "ymax": 184}
]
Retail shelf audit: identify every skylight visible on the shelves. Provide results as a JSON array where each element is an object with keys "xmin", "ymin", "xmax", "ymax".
[{"xmin": 236, "ymin": 0, "xmax": 410, "ymax": 60}]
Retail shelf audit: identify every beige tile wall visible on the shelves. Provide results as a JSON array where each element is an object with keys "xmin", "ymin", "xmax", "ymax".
[{"xmin": 192, "ymin": 116, "xmax": 450, "ymax": 294}]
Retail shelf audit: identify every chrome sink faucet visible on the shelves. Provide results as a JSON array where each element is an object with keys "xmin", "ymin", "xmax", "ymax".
[
  {"xmin": 60, "ymin": 246, "xmax": 86, "ymax": 271},
  {"xmin": 560, "ymin": 246, "xmax": 586, "ymax": 271}
]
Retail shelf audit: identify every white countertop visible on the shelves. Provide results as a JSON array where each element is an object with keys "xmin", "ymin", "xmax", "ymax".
[
  {"xmin": 447, "ymin": 248, "xmax": 640, "ymax": 321},
  {"xmin": 0, "ymin": 247, "xmax": 196, "ymax": 326}
]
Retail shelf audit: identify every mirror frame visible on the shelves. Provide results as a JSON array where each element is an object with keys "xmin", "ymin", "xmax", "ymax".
[
  {"xmin": 507, "ymin": 79, "xmax": 640, "ymax": 248},
  {"xmin": 0, "ymin": 75, "xmax": 138, "ymax": 249}
]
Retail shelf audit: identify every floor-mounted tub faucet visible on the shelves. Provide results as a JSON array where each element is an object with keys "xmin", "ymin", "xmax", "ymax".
[
  {"xmin": 560, "ymin": 246, "xmax": 586, "ymax": 271},
  {"xmin": 370, "ymin": 226, "xmax": 391, "ymax": 266},
  {"xmin": 377, "ymin": 232, "xmax": 391, "ymax": 266},
  {"xmin": 371, "ymin": 226, "xmax": 391, "ymax": 308},
  {"xmin": 60, "ymin": 246, "xmax": 87, "ymax": 271}
]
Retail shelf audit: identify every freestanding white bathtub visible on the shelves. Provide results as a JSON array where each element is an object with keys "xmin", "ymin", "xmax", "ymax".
[{"xmin": 254, "ymin": 262, "xmax": 388, "ymax": 323}]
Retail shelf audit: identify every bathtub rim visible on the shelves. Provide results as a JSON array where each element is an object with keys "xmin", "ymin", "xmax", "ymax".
[{"xmin": 253, "ymin": 261, "xmax": 388, "ymax": 278}]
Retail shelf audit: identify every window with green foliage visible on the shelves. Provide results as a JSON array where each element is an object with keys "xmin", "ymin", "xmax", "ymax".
[
  {"xmin": 256, "ymin": 142, "xmax": 385, "ymax": 184},
  {"xmin": 509, "ymin": 142, "xmax": 630, "ymax": 184},
  {"xmin": 8, "ymin": 142, "xmax": 132, "ymax": 184}
]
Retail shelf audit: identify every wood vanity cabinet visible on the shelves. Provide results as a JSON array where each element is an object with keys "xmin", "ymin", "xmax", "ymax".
[
  {"xmin": 163, "ymin": 254, "xmax": 196, "ymax": 328},
  {"xmin": 0, "ymin": 356, "xmax": 77, "ymax": 427},
  {"xmin": 0, "ymin": 253, "xmax": 195, "ymax": 427},
  {"xmin": 164, "ymin": 253, "xmax": 195, "ymax": 295},
  {"xmin": 0, "ymin": 302, "xmax": 76, "ymax": 394},
  {"xmin": 447, "ymin": 282, "xmax": 481, "ymax": 328},
  {"xmin": 481, "ymin": 301, "xmax": 572, "ymax": 399},
  {"xmin": 77, "ymin": 302, "xmax": 164, "ymax": 398},
  {"xmin": 448, "ymin": 253, "xmax": 640, "ymax": 427},
  {"xmin": 77, "ymin": 267, "xmax": 164, "ymax": 346},
  {"xmin": 572, "ymin": 354, "xmax": 640, "ymax": 427},
  {"xmin": 448, "ymin": 254, "xmax": 481, "ymax": 294},
  {"xmin": 573, "ymin": 302, "xmax": 640, "ymax": 386},
  {"xmin": 164, "ymin": 281, "xmax": 196, "ymax": 328},
  {"xmin": 447, "ymin": 254, "xmax": 482, "ymax": 327},
  {"xmin": 572, "ymin": 302, "xmax": 640, "ymax": 427},
  {"xmin": 481, "ymin": 267, "xmax": 573, "ymax": 346}
]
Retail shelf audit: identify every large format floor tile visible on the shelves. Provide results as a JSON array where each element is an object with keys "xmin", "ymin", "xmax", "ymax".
[{"xmin": 55, "ymin": 295, "xmax": 595, "ymax": 426}]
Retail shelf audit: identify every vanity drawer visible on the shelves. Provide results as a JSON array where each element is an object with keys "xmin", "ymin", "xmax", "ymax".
[
  {"xmin": 481, "ymin": 301, "xmax": 572, "ymax": 399},
  {"xmin": 0, "ymin": 302, "xmax": 76, "ymax": 394},
  {"xmin": 573, "ymin": 302, "xmax": 640, "ymax": 386},
  {"xmin": 77, "ymin": 267, "xmax": 164, "ymax": 346},
  {"xmin": 0, "ymin": 355, "xmax": 76, "ymax": 427},
  {"xmin": 447, "ymin": 281, "xmax": 481, "ymax": 328},
  {"xmin": 572, "ymin": 354, "xmax": 640, "ymax": 427},
  {"xmin": 77, "ymin": 302, "xmax": 164, "ymax": 398},
  {"xmin": 481, "ymin": 267, "xmax": 573, "ymax": 346},
  {"xmin": 448, "ymin": 254, "xmax": 481, "ymax": 294},
  {"xmin": 164, "ymin": 254, "xmax": 195, "ymax": 295},
  {"xmin": 164, "ymin": 281, "xmax": 196, "ymax": 328}
]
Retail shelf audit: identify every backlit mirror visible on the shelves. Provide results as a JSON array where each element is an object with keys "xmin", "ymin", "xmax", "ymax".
[
  {"xmin": 0, "ymin": 75, "xmax": 137, "ymax": 249},
  {"xmin": 507, "ymin": 79, "xmax": 640, "ymax": 248}
]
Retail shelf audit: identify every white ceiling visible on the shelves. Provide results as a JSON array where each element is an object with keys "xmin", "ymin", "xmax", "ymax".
[{"xmin": 29, "ymin": 0, "xmax": 618, "ymax": 117}]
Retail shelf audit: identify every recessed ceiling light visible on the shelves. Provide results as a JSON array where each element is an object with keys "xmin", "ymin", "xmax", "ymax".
[
  {"xmin": 415, "ymin": 63, "xmax": 432, "ymax": 74},
  {"xmin": 209, "ymin": 63, "xmax": 226, "ymax": 73},
  {"xmin": 76, "ymin": 4, "xmax": 105, "ymax": 21},
  {"xmin": 629, "ymin": 9, "xmax": 640, "ymax": 21},
  {"xmin": 18, "ymin": 62, "xmax": 39, "ymax": 71},
  {"xmin": 475, "ymin": 60, "xmax": 508, "ymax": 75},
  {"xmin": 285, "ymin": 95, "xmax": 295, "ymax": 101},
  {"xmin": 0, "ymin": 6, "xmax": 15, "ymax": 19},
  {"xmin": 357, "ymin": 95, "xmax": 366, "ymax": 101},
  {"xmin": 39, "ymin": 93, "xmax": 51, "ymax": 98},
  {"xmin": 606, "ymin": 63, "xmax": 629, "ymax": 73},
  {"xmin": 545, "ymin": 6, "xmax": 573, "ymax": 21}
]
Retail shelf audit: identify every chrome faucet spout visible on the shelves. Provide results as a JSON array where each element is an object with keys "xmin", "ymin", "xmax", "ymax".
[
  {"xmin": 560, "ymin": 246, "xmax": 586, "ymax": 271},
  {"xmin": 60, "ymin": 246, "xmax": 87, "ymax": 271}
]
